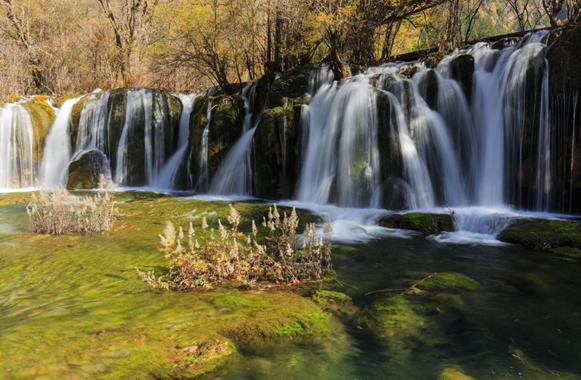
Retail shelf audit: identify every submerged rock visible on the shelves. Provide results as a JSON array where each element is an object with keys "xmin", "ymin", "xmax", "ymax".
[
  {"xmin": 312, "ymin": 290, "xmax": 358, "ymax": 319},
  {"xmin": 498, "ymin": 218, "xmax": 581, "ymax": 255},
  {"xmin": 66, "ymin": 149, "xmax": 111, "ymax": 190},
  {"xmin": 379, "ymin": 212, "xmax": 455, "ymax": 234},
  {"xmin": 438, "ymin": 366, "xmax": 475, "ymax": 380},
  {"xmin": 155, "ymin": 338, "xmax": 236, "ymax": 379},
  {"xmin": 355, "ymin": 271, "xmax": 479, "ymax": 360}
]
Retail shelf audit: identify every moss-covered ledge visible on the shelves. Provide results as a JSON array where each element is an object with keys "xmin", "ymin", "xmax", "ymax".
[{"xmin": 498, "ymin": 218, "xmax": 581, "ymax": 255}]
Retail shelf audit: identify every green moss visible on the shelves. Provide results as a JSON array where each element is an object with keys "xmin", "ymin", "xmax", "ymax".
[
  {"xmin": 358, "ymin": 295, "xmax": 426, "ymax": 342},
  {"xmin": 268, "ymin": 65, "xmax": 315, "ymax": 107},
  {"xmin": 438, "ymin": 366, "xmax": 475, "ymax": 380},
  {"xmin": 418, "ymin": 273, "xmax": 480, "ymax": 292},
  {"xmin": 53, "ymin": 92, "xmax": 83, "ymax": 108},
  {"xmin": 21, "ymin": 96, "xmax": 56, "ymax": 162},
  {"xmin": 498, "ymin": 219, "xmax": 581, "ymax": 254},
  {"xmin": 0, "ymin": 194, "xmax": 338, "ymax": 378},
  {"xmin": 379, "ymin": 212, "xmax": 455, "ymax": 234},
  {"xmin": 69, "ymin": 95, "xmax": 89, "ymax": 150}
]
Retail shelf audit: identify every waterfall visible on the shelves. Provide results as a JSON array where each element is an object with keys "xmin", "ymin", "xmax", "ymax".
[
  {"xmin": 209, "ymin": 81, "xmax": 260, "ymax": 195},
  {"xmin": 298, "ymin": 72, "xmax": 381, "ymax": 207},
  {"xmin": 384, "ymin": 91, "xmax": 434, "ymax": 208},
  {"xmin": 195, "ymin": 100, "xmax": 213, "ymax": 191},
  {"xmin": 155, "ymin": 93, "xmax": 196, "ymax": 189},
  {"xmin": 0, "ymin": 103, "xmax": 35, "ymax": 190},
  {"xmin": 76, "ymin": 91, "xmax": 110, "ymax": 155},
  {"xmin": 470, "ymin": 32, "xmax": 550, "ymax": 207},
  {"xmin": 115, "ymin": 89, "xmax": 173, "ymax": 186},
  {"xmin": 40, "ymin": 97, "xmax": 83, "ymax": 188}
]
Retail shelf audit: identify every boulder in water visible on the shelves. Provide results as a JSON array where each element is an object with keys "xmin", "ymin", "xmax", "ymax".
[
  {"xmin": 379, "ymin": 212, "xmax": 455, "ymax": 234},
  {"xmin": 498, "ymin": 218, "xmax": 581, "ymax": 255},
  {"xmin": 66, "ymin": 149, "xmax": 111, "ymax": 190}
]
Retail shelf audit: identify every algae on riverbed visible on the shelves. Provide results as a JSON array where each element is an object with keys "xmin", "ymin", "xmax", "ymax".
[{"xmin": 0, "ymin": 193, "xmax": 344, "ymax": 379}]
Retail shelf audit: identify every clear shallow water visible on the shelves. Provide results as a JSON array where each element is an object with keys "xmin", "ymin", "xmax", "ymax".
[
  {"xmin": 219, "ymin": 235, "xmax": 581, "ymax": 379},
  {"xmin": 1, "ymin": 196, "xmax": 580, "ymax": 379}
]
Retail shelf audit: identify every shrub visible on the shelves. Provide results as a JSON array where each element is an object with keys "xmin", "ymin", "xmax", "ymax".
[
  {"xmin": 139, "ymin": 205, "xmax": 333, "ymax": 290},
  {"xmin": 27, "ymin": 178, "xmax": 115, "ymax": 235}
]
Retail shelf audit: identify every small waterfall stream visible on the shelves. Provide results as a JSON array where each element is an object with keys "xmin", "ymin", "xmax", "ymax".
[
  {"xmin": 209, "ymin": 81, "xmax": 260, "ymax": 195},
  {"xmin": 0, "ymin": 103, "xmax": 35, "ymax": 189},
  {"xmin": 195, "ymin": 100, "xmax": 213, "ymax": 192},
  {"xmin": 155, "ymin": 93, "xmax": 196, "ymax": 189},
  {"xmin": 40, "ymin": 97, "xmax": 83, "ymax": 188}
]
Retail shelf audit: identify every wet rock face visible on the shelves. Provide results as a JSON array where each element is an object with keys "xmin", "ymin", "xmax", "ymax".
[
  {"xmin": 187, "ymin": 94, "xmax": 245, "ymax": 191},
  {"xmin": 448, "ymin": 54, "xmax": 474, "ymax": 101},
  {"xmin": 548, "ymin": 24, "xmax": 581, "ymax": 213},
  {"xmin": 66, "ymin": 149, "xmax": 111, "ymax": 190},
  {"xmin": 253, "ymin": 98, "xmax": 305, "ymax": 199}
]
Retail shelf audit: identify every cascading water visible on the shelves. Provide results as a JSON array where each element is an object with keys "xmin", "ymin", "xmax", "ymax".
[
  {"xmin": 383, "ymin": 90, "xmax": 434, "ymax": 209},
  {"xmin": 298, "ymin": 73, "xmax": 382, "ymax": 208},
  {"xmin": 76, "ymin": 90, "xmax": 110, "ymax": 155},
  {"xmin": 0, "ymin": 31, "xmax": 563, "ymax": 243},
  {"xmin": 114, "ymin": 89, "xmax": 175, "ymax": 187},
  {"xmin": 195, "ymin": 100, "xmax": 213, "ymax": 191},
  {"xmin": 209, "ymin": 81, "xmax": 260, "ymax": 195},
  {"xmin": 39, "ymin": 97, "xmax": 83, "ymax": 188},
  {"xmin": 0, "ymin": 103, "xmax": 35, "ymax": 190},
  {"xmin": 155, "ymin": 93, "xmax": 197, "ymax": 189}
]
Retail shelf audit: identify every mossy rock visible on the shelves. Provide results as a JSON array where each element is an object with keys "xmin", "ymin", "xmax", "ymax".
[
  {"xmin": 253, "ymin": 97, "xmax": 307, "ymax": 199},
  {"xmin": 186, "ymin": 94, "xmax": 245, "ymax": 190},
  {"xmin": 418, "ymin": 273, "xmax": 480, "ymax": 292},
  {"xmin": 498, "ymin": 218, "xmax": 581, "ymax": 254},
  {"xmin": 53, "ymin": 93, "xmax": 83, "ymax": 108},
  {"xmin": 69, "ymin": 94, "xmax": 90, "ymax": 150},
  {"xmin": 356, "ymin": 295, "xmax": 426, "ymax": 343},
  {"xmin": 154, "ymin": 338, "xmax": 236, "ymax": 379},
  {"xmin": 66, "ymin": 149, "xmax": 111, "ymax": 190},
  {"xmin": 268, "ymin": 65, "xmax": 316, "ymax": 107},
  {"xmin": 379, "ymin": 212, "xmax": 455, "ymax": 234},
  {"xmin": 312, "ymin": 290, "xmax": 357, "ymax": 318},
  {"xmin": 21, "ymin": 96, "xmax": 56, "ymax": 162},
  {"xmin": 223, "ymin": 295, "xmax": 331, "ymax": 347},
  {"xmin": 438, "ymin": 366, "xmax": 475, "ymax": 380}
]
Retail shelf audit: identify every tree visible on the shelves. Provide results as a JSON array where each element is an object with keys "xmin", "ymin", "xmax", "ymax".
[
  {"xmin": 0, "ymin": 0, "xmax": 48, "ymax": 92},
  {"xmin": 95, "ymin": 0, "xmax": 158, "ymax": 85}
]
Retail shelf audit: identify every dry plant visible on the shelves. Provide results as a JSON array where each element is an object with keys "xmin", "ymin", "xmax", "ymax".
[
  {"xmin": 27, "ymin": 177, "xmax": 116, "ymax": 235},
  {"xmin": 138, "ymin": 205, "xmax": 333, "ymax": 291}
]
